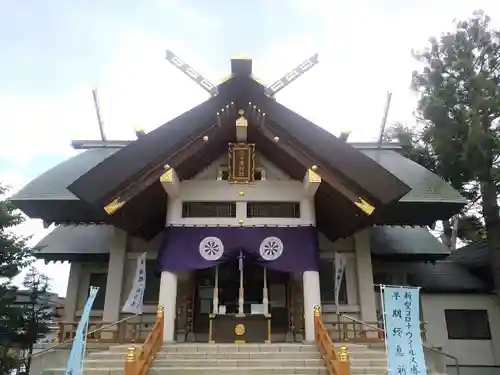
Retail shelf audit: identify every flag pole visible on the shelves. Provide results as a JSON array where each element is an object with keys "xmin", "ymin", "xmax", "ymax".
[
  {"xmin": 379, "ymin": 285, "xmax": 390, "ymax": 375},
  {"xmin": 80, "ymin": 312, "xmax": 90, "ymax": 374}
]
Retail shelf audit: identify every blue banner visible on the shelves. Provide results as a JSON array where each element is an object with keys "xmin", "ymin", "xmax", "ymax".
[
  {"xmin": 382, "ymin": 286, "xmax": 427, "ymax": 375},
  {"xmin": 64, "ymin": 286, "xmax": 99, "ymax": 375}
]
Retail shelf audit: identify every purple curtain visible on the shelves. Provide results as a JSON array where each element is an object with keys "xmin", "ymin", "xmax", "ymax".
[{"xmin": 156, "ymin": 226, "xmax": 319, "ymax": 273}]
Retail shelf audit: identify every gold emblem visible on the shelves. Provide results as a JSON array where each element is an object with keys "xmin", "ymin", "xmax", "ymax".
[
  {"xmin": 307, "ymin": 168, "xmax": 322, "ymax": 183},
  {"xmin": 104, "ymin": 197, "xmax": 125, "ymax": 215},
  {"xmin": 313, "ymin": 305, "xmax": 321, "ymax": 316},
  {"xmin": 354, "ymin": 197, "xmax": 375, "ymax": 216},
  {"xmin": 235, "ymin": 324, "xmax": 246, "ymax": 336},
  {"xmin": 160, "ymin": 168, "xmax": 173, "ymax": 183}
]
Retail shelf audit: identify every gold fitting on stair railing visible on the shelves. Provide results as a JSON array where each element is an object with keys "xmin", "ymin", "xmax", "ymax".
[
  {"xmin": 313, "ymin": 304, "xmax": 321, "ymax": 317},
  {"xmin": 126, "ymin": 347, "xmax": 137, "ymax": 362},
  {"xmin": 339, "ymin": 345, "xmax": 349, "ymax": 362},
  {"xmin": 157, "ymin": 304, "xmax": 164, "ymax": 318}
]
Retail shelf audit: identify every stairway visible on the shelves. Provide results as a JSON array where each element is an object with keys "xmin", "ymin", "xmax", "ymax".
[{"xmin": 41, "ymin": 343, "xmax": 390, "ymax": 375}]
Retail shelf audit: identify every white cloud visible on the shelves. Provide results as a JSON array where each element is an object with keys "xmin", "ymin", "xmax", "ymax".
[
  {"xmin": 2, "ymin": 8, "xmax": 221, "ymax": 298},
  {"xmin": 257, "ymin": 0, "xmax": 500, "ymax": 142}
]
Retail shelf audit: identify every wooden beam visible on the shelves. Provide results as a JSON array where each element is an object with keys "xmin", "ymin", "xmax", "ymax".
[
  {"xmin": 102, "ymin": 124, "xmax": 226, "ymax": 215},
  {"xmin": 160, "ymin": 167, "xmax": 181, "ymax": 197},
  {"xmin": 254, "ymin": 119, "xmax": 376, "ymax": 217},
  {"xmin": 303, "ymin": 167, "xmax": 321, "ymax": 197}
]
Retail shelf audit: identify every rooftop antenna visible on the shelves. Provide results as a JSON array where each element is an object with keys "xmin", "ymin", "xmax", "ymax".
[
  {"xmin": 265, "ymin": 54, "xmax": 319, "ymax": 97},
  {"xmin": 92, "ymin": 88, "xmax": 106, "ymax": 142},
  {"xmin": 165, "ymin": 50, "xmax": 218, "ymax": 96},
  {"xmin": 376, "ymin": 90, "xmax": 392, "ymax": 149}
]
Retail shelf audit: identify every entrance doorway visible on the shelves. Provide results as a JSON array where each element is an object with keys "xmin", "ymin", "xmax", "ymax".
[{"xmin": 192, "ymin": 259, "xmax": 290, "ymax": 341}]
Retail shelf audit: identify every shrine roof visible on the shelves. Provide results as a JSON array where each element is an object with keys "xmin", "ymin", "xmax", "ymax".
[
  {"xmin": 33, "ymin": 224, "xmax": 113, "ymax": 262},
  {"xmin": 11, "ymin": 143, "xmax": 465, "ymax": 239},
  {"xmin": 371, "ymin": 226, "xmax": 450, "ymax": 261},
  {"xmin": 404, "ymin": 261, "xmax": 490, "ymax": 293},
  {"xmin": 9, "ymin": 57, "xmax": 465, "ymax": 240},
  {"xmin": 447, "ymin": 240, "xmax": 489, "ymax": 268},
  {"xmin": 58, "ymin": 76, "xmax": 412, "ymax": 239}
]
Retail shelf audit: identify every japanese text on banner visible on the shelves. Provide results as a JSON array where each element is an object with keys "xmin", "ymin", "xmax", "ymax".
[
  {"xmin": 382, "ymin": 286, "xmax": 427, "ymax": 375},
  {"xmin": 122, "ymin": 252, "xmax": 147, "ymax": 314}
]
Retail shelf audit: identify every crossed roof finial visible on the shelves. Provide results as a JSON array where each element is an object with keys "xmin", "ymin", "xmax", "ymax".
[{"xmin": 165, "ymin": 49, "xmax": 319, "ymax": 98}]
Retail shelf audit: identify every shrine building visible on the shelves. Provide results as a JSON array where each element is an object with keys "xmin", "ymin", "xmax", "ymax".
[{"xmin": 15, "ymin": 55, "xmax": 495, "ymax": 366}]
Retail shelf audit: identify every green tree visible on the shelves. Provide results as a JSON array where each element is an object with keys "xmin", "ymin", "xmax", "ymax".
[
  {"xmin": 384, "ymin": 123, "xmax": 486, "ymax": 247},
  {"xmin": 0, "ymin": 184, "xmax": 33, "ymax": 375},
  {"xmin": 18, "ymin": 267, "xmax": 55, "ymax": 373},
  {"xmin": 411, "ymin": 10, "xmax": 500, "ymax": 287}
]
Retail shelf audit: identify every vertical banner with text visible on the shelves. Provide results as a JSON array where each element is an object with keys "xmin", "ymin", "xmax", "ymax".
[
  {"xmin": 64, "ymin": 286, "xmax": 99, "ymax": 375},
  {"xmin": 382, "ymin": 286, "xmax": 427, "ymax": 375},
  {"xmin": 334, "ymin": 252, "xmax": 347, "ymax": 312},
  {"xmin": 122, "ymin": 252, "xmax": 147, "ymax": 314}
]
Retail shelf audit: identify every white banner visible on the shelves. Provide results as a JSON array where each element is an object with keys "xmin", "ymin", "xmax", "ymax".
[
  {"xmin": 334, "ymin": 252, "xmax": 347, "ymax": 311},
  {"xmin": 121, "ymin": 252, "xmax": 147, "ymax": 314}
]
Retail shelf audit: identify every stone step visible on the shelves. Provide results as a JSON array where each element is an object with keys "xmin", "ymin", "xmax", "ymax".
[
  {"xmin": 89, "ymin": 351, "xmax": 323, "ymax": 360},
  {"xmin": 349, "ymin": 352, "xmax": 387, "ymax": 360},
  {"xmin": 85, "ymin": 358, "xmax": 325, "ymax": 367},
  {"xmin": 349, "ymin": 359, "xmax": 387, "ymax": 367},
  {"xmin": 108, "ymin": 343, "xmax": 319, "ymax": 353},
  {"xmin": 351, "ymin": 367, "xmax": 387, "ymax": 375},
  {"xmin": 44, "ymin": 367, "xmax": 330, "ymax": 375}
]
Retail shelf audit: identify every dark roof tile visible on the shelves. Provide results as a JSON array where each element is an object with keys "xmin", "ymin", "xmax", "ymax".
[
  {"xmin": 34, "ymin": 224, "xmax": 114, "ymax": 256},
  {"xmin": 371, "ymin": 226, "xmax": 450, "ymax": 259}
]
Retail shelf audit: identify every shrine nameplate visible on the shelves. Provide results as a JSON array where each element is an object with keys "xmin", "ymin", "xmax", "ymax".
[{"xmin": 228, "ymin": 143, "xmax": 255, "ymax": 183}]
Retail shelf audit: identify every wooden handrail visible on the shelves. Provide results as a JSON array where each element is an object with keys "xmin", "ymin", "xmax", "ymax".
[
  {"xmin": 313, "ymin": 306, "xmax": 350, "ymax": 375},
  {"xmin": 124, "ymin": 305, "xmax": 164, "ymax": 375}
]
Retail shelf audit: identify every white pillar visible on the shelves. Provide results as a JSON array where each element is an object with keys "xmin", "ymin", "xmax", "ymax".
[
  {"xmin": 354, "ymin": 229, "xmax": 378, "ymax": 323},
  {"xmin": 64, "ymin": 262, "xmax": 81, "ymax": 321},
  {"xmin": 159, "ymin": 271, "xmax": 178, "ymax": 342},
  {"xmin": 102, "ymin": 229, "xmax": 127, "ymax": 323},
  {"xmin": 303, "ymin": 270, "xmax": 321, "ymax": 341}
]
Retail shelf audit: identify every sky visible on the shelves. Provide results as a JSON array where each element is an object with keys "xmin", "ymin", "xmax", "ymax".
[{"xmin": 1, "ymin": 0, "xmax": 499, "ymax": 297}]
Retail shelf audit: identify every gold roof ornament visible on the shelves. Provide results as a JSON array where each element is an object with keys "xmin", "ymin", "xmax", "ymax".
[
  {"xmin": 160, "ymin": 168, "xmax": 173, "ymax": 183},
  {"xmin": 231, "ymin": 54, "xmax": 251, "ymax": 60},
  {"xmin": 339, "ymin": 130, "xmax": 352, "ymax": 142},
  {"xmin": 307, "ymin": 168, "xmax": 322, "ymax": 183},
  {"xmin": 354, "ymin": 197, "xmax": 375, "ymax": 216},
  {"xmin": 104, "ymin": 197, "xmax": 125, "ymax": 215}
]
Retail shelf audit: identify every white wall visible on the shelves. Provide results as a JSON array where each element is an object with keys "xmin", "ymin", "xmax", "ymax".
[
  {"xmin": 165, "ymin": 153, "xmax": 316, "ymax": 227},
  {"xmin": 422, "ymin": 293, "xmax": 500, "ymax": 368}
]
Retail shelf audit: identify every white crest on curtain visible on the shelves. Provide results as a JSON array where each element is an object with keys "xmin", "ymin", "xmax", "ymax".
[
  {"xmin": 259, "ymin": 236, "xmax": 284, "ymax": 261},
  {"xmin": 199, "ymin": 236, "xmax": 224, "ymax": 261}
]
